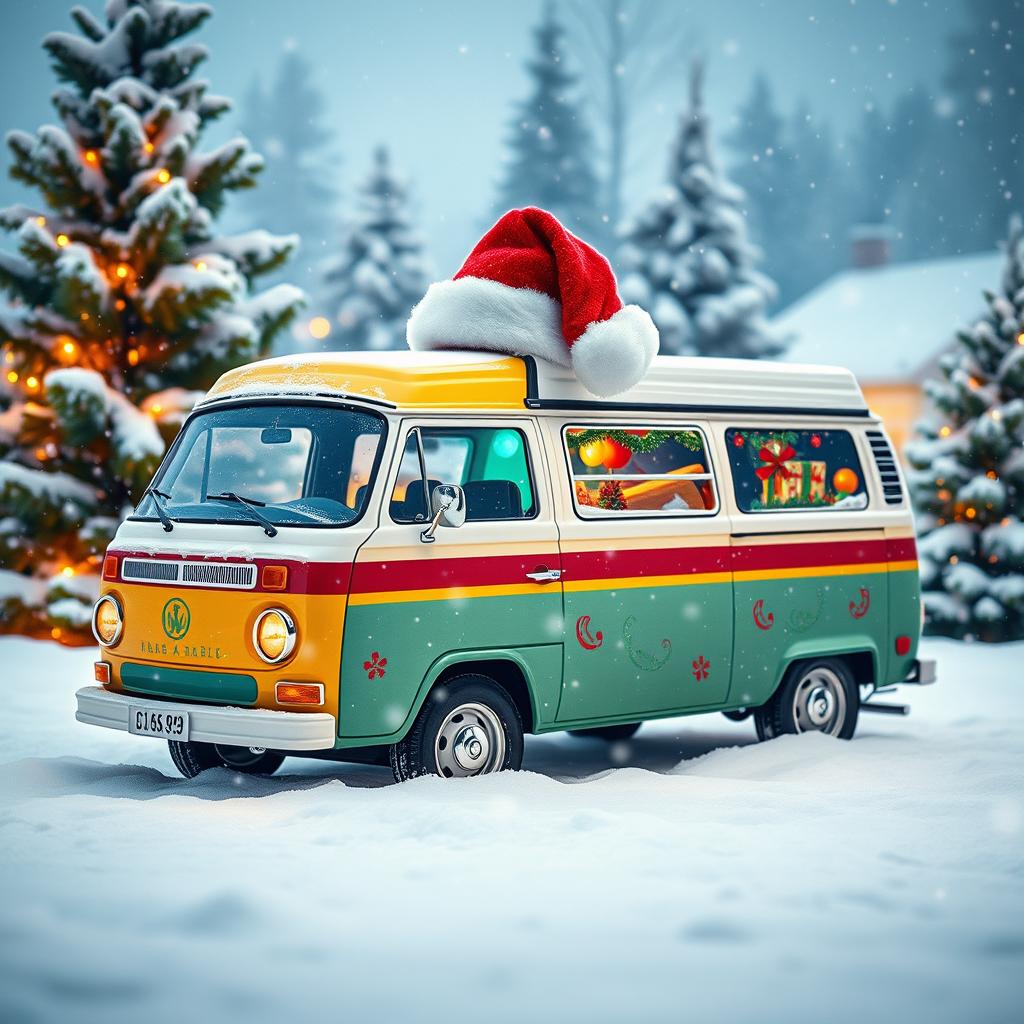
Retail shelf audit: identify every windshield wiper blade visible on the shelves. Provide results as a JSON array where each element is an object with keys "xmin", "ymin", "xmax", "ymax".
[
  {"xmin": 143, "ymin": 486, "xmax": 174, "ymax": 532},
  {"xmin": 205, "ymin": 491, "xmax": 278, "ymax": 537}
]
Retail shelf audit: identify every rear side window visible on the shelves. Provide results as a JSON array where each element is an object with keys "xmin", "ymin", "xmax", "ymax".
[
  {"xmin": 391, "ymin": 426, "xmax": 536, "ymax": 523},
  {"xmin": 563, "ymin": 424, "xmax": 717, "ymax": 516},
  {"xmin": 725, "ymin": 427, "xmax": 868, "ymax": 513}
]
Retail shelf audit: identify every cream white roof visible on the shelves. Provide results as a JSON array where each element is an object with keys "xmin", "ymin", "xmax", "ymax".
[{"xmin": 202, "ymin": 349, "xmax": 868, "ymax": 416}]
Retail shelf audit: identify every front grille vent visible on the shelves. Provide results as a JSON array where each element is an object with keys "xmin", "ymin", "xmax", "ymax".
[
  {"xmin": 120, "ymin": 558, "xmax": 257, "ymax": 589},
  {"xmin": 122, "ymin": 558, "xmax": 179, "ymax": 582},
  {"xmin": 866, "ymin": 430, "xmax": 904, "ymax": 506},
  {"xmin": 181, "ymin": 562, "xmax": 256, "ymax": 588}
]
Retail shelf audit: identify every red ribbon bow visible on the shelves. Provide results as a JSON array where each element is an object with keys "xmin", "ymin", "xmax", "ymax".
[{"xmin": 755, "ymin": 444, "xmax": 796, "ymax": 481}]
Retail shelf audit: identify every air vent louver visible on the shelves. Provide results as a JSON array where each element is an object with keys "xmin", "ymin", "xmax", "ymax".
[
  {"xmin": 120, "ymin": 558, "xmax": 257, "ymax": 589},
  {"xmin": 122, "ymin": 559, "xmax": 179, "ymax": 582},
  {"xmin": 866, "ymin": 430, "xmax": 904, "ymax": 506}
]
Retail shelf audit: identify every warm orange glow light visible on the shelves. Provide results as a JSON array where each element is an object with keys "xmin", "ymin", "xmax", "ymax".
[
  {"xmin": 35, "ymin": 447, "xmax": 48, "ymax": 461},
  {"xmin": 62, "ymin": 340, "xmax": 77, "ymax": 357},
  {"xmin": 156, "ymin": 168, "xmax": 171, "ymax": 184},
  {"xmin": 51, "ymin": 627, "xmax": 62, "ymax": 640},
  {"xmin": 84, "ymin": 149, "xmax": 98, "ymax": 164},
  {"xmin": 275, "ymin": 682, "xmax": 322, "ymax": 706},
  {"xmin": 127, "ymin": 348, "xmax": 139, "ymax": 366},
  {"xmin": 144, "ymin": 142, "xmax": 154, "ymax": 154},
  {"xmin": 193, "ymin": 259, "xmax": 207, "ymax": 272},
  {"xmin": 25, "ymin": 375, "xmax": 39, "ymax": 390},
  {"xmin": 61, "ymin": 565, "xmax": 75, "ymax": 577},
  {"xmin": 308, "ymin": 316, "xmax": 331, "ymax": 340},
  {"xmin": 56, "ymin": 233, "xmax": 69, "ymax": 247},
  {"xmin": 35, "ymin": 215, "xmax": 46, "ymax": 227},
  {"xmin": 939, "ymin": 426, "xmax": 952, "ymax": 437},
  {"xmin": 261, "ymin": 565, "xmax": 289, "ymax": 591},
  {"xmin": 965, "ymin": 507, "xmax": 977, "ymax": 520},
  {"xmin": 149, "ymin": 403, "xmax": 163, "ymax": 416},
  {"xmin": 1018, "ymin": 332, "xmax": 1024, "ymax": 346},
  {"xmin": 6, "ymin": 370, "xmax": 18, "ymax": 384},
  {"xmin": 116, "ymin": 263, "xmax": 129, "ymax": 279}
]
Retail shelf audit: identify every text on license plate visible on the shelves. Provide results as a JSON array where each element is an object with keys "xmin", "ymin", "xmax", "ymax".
[{"xmin": 129, "ymin": 706, "xmax": 189, "ymax": 739}]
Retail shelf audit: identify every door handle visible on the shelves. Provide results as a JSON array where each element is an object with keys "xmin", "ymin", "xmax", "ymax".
[{"xmin": 525, "ymin": 567, "xmax": 562, "ymax": 584}]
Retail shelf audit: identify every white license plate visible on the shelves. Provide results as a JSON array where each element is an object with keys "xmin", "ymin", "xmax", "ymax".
[{"xmin": 128, "ymin": 705, "xmax": 189, "ymax": 740}]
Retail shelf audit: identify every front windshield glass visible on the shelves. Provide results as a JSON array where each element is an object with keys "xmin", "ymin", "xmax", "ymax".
[{"xmin": 135, "ymin": 403, "xmax": 386, "ymax": 528}]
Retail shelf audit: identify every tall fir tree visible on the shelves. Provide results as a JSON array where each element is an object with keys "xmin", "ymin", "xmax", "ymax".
[
  {"xmin": 322, "ymin": 146, "xmax": 431, "ymax": 352},
  {"xmin": 494, "ymin": 2, "xmax": 604, "ymax": 246},
  {"xmin": 906, "ymin": 216, "xmax": 1024, "ymax": 642},
  {"xmin": 239, "ymin": 46, "xmax": 337, "ymax": 303},
  {"xmin": 0, "ymin": 0, "xmax": 305, "ymax": 641},
  {"xmin": 618, "ymin": 61, "xmax": 784, "ymax": 358}
]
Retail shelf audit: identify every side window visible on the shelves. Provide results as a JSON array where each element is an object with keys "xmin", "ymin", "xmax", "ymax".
[
  {"xmin": 564, "ymin": 424, "xmax": 717, "ymax": 516},
  {"xmin": 725, "ymin": 427, "xmax": 868, "ymax": 513},
  {"xmin": 391, "ymin": 427, "xmax": 536, "ymax": 523}
]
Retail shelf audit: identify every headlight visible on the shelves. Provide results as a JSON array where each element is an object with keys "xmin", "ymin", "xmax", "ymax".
[
  {"xmin": 252, "ymin": 608, "xmax": 296, "ymax": 664},
  {"xmin": 92, "ymin": 595, "xmax": 123, "ymax": 647}
]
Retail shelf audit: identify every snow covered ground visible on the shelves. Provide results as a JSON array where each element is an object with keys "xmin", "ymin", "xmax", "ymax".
[{"xmin": 1, "ymin": 637, "xmax": 1021, "ymax": 1024}]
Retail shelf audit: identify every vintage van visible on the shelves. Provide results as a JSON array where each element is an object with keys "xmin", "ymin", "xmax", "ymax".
[{"xmin": 76, "ymin": 350, "xmax": 935, "ymax": 780}]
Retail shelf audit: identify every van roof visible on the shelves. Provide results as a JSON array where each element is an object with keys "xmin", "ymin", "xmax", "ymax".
[{"xmin": 201, "ymin": 349, "xmax": 869, "ymax": 417}]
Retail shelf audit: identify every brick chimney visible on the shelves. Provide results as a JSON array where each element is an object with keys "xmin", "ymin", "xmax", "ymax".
[{"xmin": 850, "ymin": 224, "xmax": 893, "ymax": 269}]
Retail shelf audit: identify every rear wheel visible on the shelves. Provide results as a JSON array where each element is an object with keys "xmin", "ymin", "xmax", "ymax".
[
  {"xmin": 568, "ymin": 722, "xmax": 641, "ymax": 741},
  {"xmin": 754, "ymin": 659, "xmax": 859, "ymax": 741},
  {"xmin": 390, "ymin": 675, "xmax": 523, "ymax": 782},
  {"xmin": 168, "ymin": 740, "xmax": 285, "ymax": 779}
]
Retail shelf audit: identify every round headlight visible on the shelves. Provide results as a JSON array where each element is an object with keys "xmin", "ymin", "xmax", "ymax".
[
  {"xmin": 253, "ymin": 608, "xmax": 296, "ymax": 664},
  {"xmin": 92, "ymin": 595, "xmax": 123, "ymax": 647}
]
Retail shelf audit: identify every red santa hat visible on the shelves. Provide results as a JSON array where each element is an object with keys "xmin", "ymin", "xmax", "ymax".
[{"xmin": 406, "ymin": 207, "xmax": 659, "ymax": 397}]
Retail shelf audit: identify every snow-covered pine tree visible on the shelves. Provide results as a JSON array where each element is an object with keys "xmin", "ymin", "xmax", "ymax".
[
  {"xmin": 322, "ymin": 145, "xmax": 430, "ymax": 351},
  {"xmin": 906, "ymin": 216, "xmax": 1024, "ymax": 642},
  {"xmin": 494, "ymin": 2, "xmax": 605, "ymax": 246},
  {"xmin": 240, "ymin": 45, "xmax": 337, "ymax": 302},
  {"xmin": 618, "ymin": 61, "xmax": 784, "ymax": 358},
  {"xmin": 0, "ymin": 0, "xmax": 305, "ymax": 641}
]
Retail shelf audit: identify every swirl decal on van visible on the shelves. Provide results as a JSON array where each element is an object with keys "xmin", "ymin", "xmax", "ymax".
[{"xmin": 622, "ymin": 615, "xmax": 672, "ymax": 671}]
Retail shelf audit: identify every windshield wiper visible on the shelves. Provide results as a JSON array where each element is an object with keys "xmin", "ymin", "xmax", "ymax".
[
  {"xmin": 143, "ymin": 486, "xmax": 174, "ymax": 532},
  {"xmin": 205, "ymin": 491, "xmax": 278, "ymax": 537}
]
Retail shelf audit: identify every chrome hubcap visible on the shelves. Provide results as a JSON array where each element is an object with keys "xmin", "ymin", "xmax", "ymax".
[
  {"xmin": 793, "ymin": 667, "xmax": 846, "ymax": 735},
  {"xmin": 435, "ymin": 702, "xmax": 505, "ymax": 778}
]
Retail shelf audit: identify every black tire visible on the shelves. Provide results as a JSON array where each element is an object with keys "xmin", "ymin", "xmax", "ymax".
[
  {"xmin": 168, "ymin": 740, "xmax": 285, "ymax": 778},
  {"xmin": 390, "ymin": 675, "xmax": 524, "ymax": 782},
  {"xmin": 568, "ymin": 722, "xmax": 641, "ymax": 741},
  {"xmin": 754, "ymin": 658, "xmax": 859, "ymax": 742}
]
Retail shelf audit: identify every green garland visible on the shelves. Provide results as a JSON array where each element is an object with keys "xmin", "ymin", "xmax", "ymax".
[{"xmin": 566, "ymin": 428, "xmax": 702, "ymax": 454}]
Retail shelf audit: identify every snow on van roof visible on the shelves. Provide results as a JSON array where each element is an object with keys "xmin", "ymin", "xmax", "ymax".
[{"xmin": 201, "ymin": 349, "xmax": 867, "ymax": 415}]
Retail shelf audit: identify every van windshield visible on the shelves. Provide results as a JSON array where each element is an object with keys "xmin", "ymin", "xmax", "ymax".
[{"xmin": 134, "ymin": 403, "xmax": 386, "ymax": 529}]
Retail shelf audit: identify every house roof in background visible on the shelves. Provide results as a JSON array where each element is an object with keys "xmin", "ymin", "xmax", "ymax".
[{"xmin": 775, "ymin": 251, "xmax": 1004, "ymax": 382}]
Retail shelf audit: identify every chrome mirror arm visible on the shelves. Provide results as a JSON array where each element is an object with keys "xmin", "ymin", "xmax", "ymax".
[{"xmin": 420, "ymin": 496, "xmax": 454, "ymax": 544}]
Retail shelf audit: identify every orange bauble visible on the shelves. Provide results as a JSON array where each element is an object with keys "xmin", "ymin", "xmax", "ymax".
[
  {"xmin": 833, "ymin": 467, "xmax": 859, "ymax": 494},
  {"xmin": 579, "ymin": 440, "xmax": 610, "ymax": 467},
  {"xmin": 602, "ymin": 438, "xmax": 632, "ymax": 470}
]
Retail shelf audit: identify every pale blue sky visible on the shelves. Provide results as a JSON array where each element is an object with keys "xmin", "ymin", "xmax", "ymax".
[{"xmin": 0, "ymin": 0, "xmax": 962, "ymax": 271}]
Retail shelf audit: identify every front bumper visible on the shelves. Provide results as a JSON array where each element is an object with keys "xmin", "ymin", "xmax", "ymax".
[{"xmin": 75, "ymin": 686, "xmax": 336, "ymax": 751}]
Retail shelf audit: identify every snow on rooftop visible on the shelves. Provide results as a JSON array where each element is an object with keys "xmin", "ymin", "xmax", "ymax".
[{"xmin": 775, "ymin": 251, "xmax": 1003, "ymax": 382}]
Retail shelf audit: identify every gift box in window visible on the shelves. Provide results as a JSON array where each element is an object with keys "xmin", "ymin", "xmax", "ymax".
[{"xmin": 757, "ymin": 440, "xmax": 826, "ymax": 507}]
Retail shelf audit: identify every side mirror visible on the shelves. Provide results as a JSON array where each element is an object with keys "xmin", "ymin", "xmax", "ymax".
[{"xmin": 420, "ymin": 484, "xmax": 466, "ymax": 543}]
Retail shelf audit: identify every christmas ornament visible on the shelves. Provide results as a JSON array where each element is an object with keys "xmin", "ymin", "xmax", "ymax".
[
  {"xmin": 407, "ymin": 207, "xmax": 658, "ymax": 397},
  {"xmin": 810, "ymin": 433, "xmax": 822, "ymax": 448},
  {"xmin": 601, "ymin": 438, "xmax": 632, "ymax": 470},
  {"xmin": 833, "ymin": 467, "xmax": 859, "ymax": 494},
  {"xmin": 579, "ymin": 440, "xmax": 609, "ymax": 467}
]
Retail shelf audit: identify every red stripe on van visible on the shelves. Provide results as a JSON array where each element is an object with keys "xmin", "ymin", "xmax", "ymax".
[
  {"xmin": 886, "ymin": 537, "xmax": 918, "ymax": 562},
  {"xmin": 350, "ymin": 552, "xmax": 554, "ymax": 593},
  {"xmin": 563, "ymin": 546, "xmax": 731, "ymax": 581},
  {"xmin": 732, "ymin": 537, "xmax": 889, "ymax": 571}
]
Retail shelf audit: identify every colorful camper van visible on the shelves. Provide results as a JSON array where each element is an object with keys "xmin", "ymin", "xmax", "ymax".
[{"xmin": 76, "ymin": 351, "xmax": 935, "ymax": 780}]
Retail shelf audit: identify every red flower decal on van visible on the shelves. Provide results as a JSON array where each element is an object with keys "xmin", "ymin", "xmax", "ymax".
[
  {"xmin": 364, "ymin": 651, "xmax": 387, "ymax": 679},
  {"xmin": 692, "ymin": 655, "xmax": 710, "ymax": 681}
]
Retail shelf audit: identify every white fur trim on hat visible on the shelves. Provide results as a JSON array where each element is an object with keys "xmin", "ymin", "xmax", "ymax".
[
  {"xmin": 569, "ymin": 305, "xmax": 660, "ymax": 398},
  {"xmin": 407, "ymin": 276, "xmax": 571, "ymax": 367}
]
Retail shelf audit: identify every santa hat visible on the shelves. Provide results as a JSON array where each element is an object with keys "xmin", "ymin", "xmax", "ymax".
[{"xmin": 406, "ymin": 207, "xmax": 659, "ymax": 397}]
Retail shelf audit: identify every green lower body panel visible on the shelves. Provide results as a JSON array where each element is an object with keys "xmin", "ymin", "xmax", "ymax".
[{"xmin": 120, "ymin": 662, "xmax": 259, "ymax": 706}]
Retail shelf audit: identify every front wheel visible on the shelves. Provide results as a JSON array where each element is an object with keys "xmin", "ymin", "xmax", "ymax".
[
  {"xmin": 754, "ymin": 659, "xmax": 859, "ymax": 741},
  {"xmin": 168, "ymin": 740, "xmax": 285, "ymax": 779},
  {"xmin": 390, "ymin": 676, "xmax": 524, "ymax": 781}
]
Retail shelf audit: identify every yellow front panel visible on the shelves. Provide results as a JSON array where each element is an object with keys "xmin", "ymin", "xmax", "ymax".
[{"xmin": 101, "ymin": 582, "xmax": 346, "ymax": 719}]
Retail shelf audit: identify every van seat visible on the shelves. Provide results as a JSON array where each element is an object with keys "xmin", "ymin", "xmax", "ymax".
[
  {"xmin": 392, "ymin": 479, "xmax": 442, "ymax": 521},
  {"xmin": 463, "ymin": 480, "xmax": 523, "ymax": 520}
]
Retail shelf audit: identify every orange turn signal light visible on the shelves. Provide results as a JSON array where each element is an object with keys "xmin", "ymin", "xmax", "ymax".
[
  {"xmin": 275, "ymin": 682, "xmax": 323, "ymax": 706},
  {"xmin": 94, "ymin": 661, "xmax": 111, "ymax": 684},
  {"xmin": 102, "ymin": 554, "xmax": 118, "ymax": 580},
  {"xmin": 261, "ymin": 564, "xmax": 288, "ymax": 591}
]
